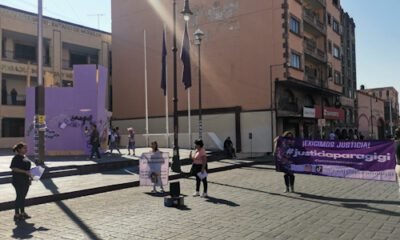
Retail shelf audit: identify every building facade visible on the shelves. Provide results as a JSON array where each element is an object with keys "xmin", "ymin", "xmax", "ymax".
[
  {"xmin": 356, "ymin": 90, "xmax": 385, "ymax": 139},
  {"xmin": 111, "ymin": 0, "xmax": 355, "ymax": 153},
  {"xmin": 361, "ymin": 86, "xmax": 399, "ymax": 138},
  {"xmin": 339, "ymin": 9, "xmax": 357, "ymax": 131},
  {"xmin": 0, "ymin": 5, "xmax": 111, "ymax": 147}
]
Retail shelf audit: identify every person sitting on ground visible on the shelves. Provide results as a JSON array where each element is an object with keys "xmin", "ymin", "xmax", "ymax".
[{"xmin": 223, "ymin": 136, "xmax": 237, "ymax": 159}]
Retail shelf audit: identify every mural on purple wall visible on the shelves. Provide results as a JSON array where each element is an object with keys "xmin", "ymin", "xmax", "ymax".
[{"xmin": 25, "ymin": 65, "xmax": 109, "ymax": 155}]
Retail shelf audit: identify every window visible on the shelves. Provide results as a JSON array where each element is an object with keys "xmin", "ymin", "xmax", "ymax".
[
  {"xmin": 328, "ymin": 40, "xmax": 332, "ymax": 54},
  {"xmin": 2, "ymin": 118, "xmax": 24, "ymax": 137},
  {"xmin": 333, "ymin": 45, "xmax": 340, "ymax": 59},
  {"xmin": 332, "ymin": 19, "xmax": 339, "ymax": 33},
  {"xmin": 334, "ymin": 71, "xmax": 341, "ymax": 84},
  {"xmin": 70, "ymin": 53, "xmax": 87, "ymax": 68},
  {"xmin": 333, "ymin": 0, "xmax": 339, "ymax": 7},
  {"xmin": 379, "ymin": 91, "xmax": 382, "ymax": 98},
  {"xmin": 290, "ymin": 52, "xmax": 301, "ymax": 69},
  {"xmin": 62, "ymin": 80, "xmax": 73, "ymax": 87},
  {"xmin": 386, "ymin": 90, "xmax": 389, "ymax": 97},
  {"xmin": 290, "ymin": 16, "xmax": 300, "ymax": 34},
  {"xmin": 15, "ymin": 43, "xmax": 36, "ymax": 61},
  {"xmin": 327, "ymin": 13, "xmax": 331, "ymax": 26}
]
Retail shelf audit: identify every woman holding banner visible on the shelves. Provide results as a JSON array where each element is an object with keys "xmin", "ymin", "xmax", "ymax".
[
  {"xmin": 275, "ymin": 131, "xmax": 296, "ymax": 193},
  {"xmin": 394, "ymin": 128, "xmax": 400, "ymax": 192},
  {"xmin": 150, "ymin": 141, "xmax": 165, "ymax": 193}
]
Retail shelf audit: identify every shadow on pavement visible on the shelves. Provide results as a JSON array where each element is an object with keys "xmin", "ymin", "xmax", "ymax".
[
  {"xmin": 145, "ymin": 192, "xmax": 170, "ymax": 197},
  {"xmin": 299, "ymin": 193, "xmax": 400, "ymax": 216},
  {"xmin": 205, "ymin": 196, "xmax": 240, "ymax": 207},
  {"xmin": 12, "ymin": 221, "xmax": 49, "ymax": 239},
  {"xmin": 207, "ymin": 180, "xmax": 400, "ymax": 216},
  {"xmin": 41, "ymin": 179, "xmax": 102, "ymax": 240},
  {"xmin": 176, "ymin": 205, "xmax": 191, "ymax": 211}
]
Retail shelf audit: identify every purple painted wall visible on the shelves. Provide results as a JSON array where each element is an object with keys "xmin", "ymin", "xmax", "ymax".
[{"xmin": 25, "ymin": 65, "xmax": 109, "ymax": 155}]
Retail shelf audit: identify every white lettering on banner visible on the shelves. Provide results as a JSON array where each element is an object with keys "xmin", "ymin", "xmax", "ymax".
[
  {"xmin": 303, "ymin": 140, "xmax": 371, "ymax": 148},
  {"xmin": 292, "ymin": 149, "xmax": 391, "ymax": 163}
]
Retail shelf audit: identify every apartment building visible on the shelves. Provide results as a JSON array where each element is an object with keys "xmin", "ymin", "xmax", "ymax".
[
  {"xmin": 0, "ymin": 5, "xmax": 111, "ymax": 147},
  {"xmin": 361, "ymin": 86, "xmax": 399, "ymax": 137},
  {"xmin": 339, "ymin": 9, "xmax": 357, "ymax": 131},
  {"xmin": 112, "ymin": 0, "xmax": 355, "ymax": 153}
]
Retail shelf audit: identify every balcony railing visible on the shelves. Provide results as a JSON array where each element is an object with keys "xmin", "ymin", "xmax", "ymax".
[
  {"xmin": 279, "ymin": 102, "xmax": 299, "ymax": 113},
  {"xmin": 2, "ymin": 50, "xmax": 50, "ymax": 66},
  {"xmin": 304, "ymin": 38, "xmax": 326, "ymax": 62},
  {"xmin": 304, "ymin": 0, "xmax": 326, "ymax": 7},
  {"xmin": 2, "ymin": 94, "xmax": 26, "ymax": 106},
  {"xmin": 303, "ymin": 9, "xmax": 326, "ymax": 34}
]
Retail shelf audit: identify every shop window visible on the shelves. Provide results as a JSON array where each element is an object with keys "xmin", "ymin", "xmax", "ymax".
[{"xmin": 2, "ymin": 118, "xmax": 24, "ymax": 137}]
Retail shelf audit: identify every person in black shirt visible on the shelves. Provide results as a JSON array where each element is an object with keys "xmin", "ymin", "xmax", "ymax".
[
  {"xmin": 89, "ymin": 124, "xmax": 101, "ymax": 159},
  {"xmin": 10, "ymin": 142, "xmax": 32, "ymax": 221},
  {"xmin": 223, "ymin": 136, "xmax": 236, "ymax": 159}
]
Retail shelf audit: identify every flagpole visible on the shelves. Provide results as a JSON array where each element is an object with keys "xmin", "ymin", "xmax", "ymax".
[
  {"xmin": 164, "ymin": 26, "xmax": 170, "ymax": 148},
  {"xmin": 144, "ymin": 29, "xmax": 149, "ymax": 147},
  {"xmin": 188, "ymin": 88, "xmax": 191, "ymax": 148}
]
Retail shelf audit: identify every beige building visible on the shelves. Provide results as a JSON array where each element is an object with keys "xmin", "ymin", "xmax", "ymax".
[
  {"xmin": 112, "ymin": 0, "xmax": 354, "ymax": 153},
  {"xmin": 0, "ymin": 5, "xmax": 111, "ymax": 147},
  {"xmin": 356, "ymin": 90, "xmax": 385, "ymax": 139},
  {"xmin": 360, "ymin": 86, "xmax": 399, "ymax": 137}
]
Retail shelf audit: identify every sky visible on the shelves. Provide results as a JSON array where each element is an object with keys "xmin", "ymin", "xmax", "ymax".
[{"xmin": 0, "ymin": 0, "xmax": 398, "ymax": 95}]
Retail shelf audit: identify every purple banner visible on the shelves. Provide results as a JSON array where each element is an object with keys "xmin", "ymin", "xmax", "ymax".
[{"xmin": 275, "ymin": 137, "xmax": 396, "ymax": 181}]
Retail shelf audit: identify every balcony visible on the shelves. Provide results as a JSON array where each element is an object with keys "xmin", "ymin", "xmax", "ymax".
[
  {"xmin": 2, "ymin": 50, "xmax": 50, "ymax": 66},
  {"xmin": 304, "ymin": 38, "xmax": 326, "ymax": 62},
  {"xmin": 303, "ymin": 9, "xmax": 326, "ymax": 35},
  {"xmin": 279, "ymin": 102, "xmax": 299, "ymax": 113},
  {"xmin": 304, "ymin": 0, "xmax": 326, "ymax": 8},
  {"xmin": 2, "ymin": 94, "xmax": 26, "ymax": 106}
]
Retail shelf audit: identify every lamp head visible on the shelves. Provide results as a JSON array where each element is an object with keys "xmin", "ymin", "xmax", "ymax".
[
  {"xmin": 181, "ymin": 0, "xmax": 193, "ymax": 22},
  {"xmin": 194, "ymin": 28, "xmax": 204, "ymax": 45}
]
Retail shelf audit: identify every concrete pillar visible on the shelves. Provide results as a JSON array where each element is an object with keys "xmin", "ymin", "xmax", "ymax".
[
  {"xmin": 4, "ymin": 38, "xmax": 14, "ymax": 59},
  {"xmin": 52, "ymin": 30, "xmax": 62, "ymax": 84}
]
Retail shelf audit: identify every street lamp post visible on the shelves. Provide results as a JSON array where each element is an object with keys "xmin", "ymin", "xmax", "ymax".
[
  {"xmin": 194, "ymin": 28, "xmax": 204, "ymax": 140},
  {"xmin": 171, "ymin": 0, "xmax": 192, "ymax": 173},
  {"xmin": 36, "ymin": 0, "xmax": 45, "ymax": 166}
]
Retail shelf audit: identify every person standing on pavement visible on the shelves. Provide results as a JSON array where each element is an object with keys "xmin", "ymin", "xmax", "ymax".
[
  {"xmin": 274, "ymin": 131, "xmax": 296, "ymax": 193},
  {"xmin": 127, "ymin": 127, "xmax": 136, "ymax": 156},
  {"xmin": 89, "ymin": 124, "xmax": 101, "ymax": 159},
  {"xmin": 394, "ymin": 128, "xmax": 400, "ymax": 193},
  {"xmin": 149, "ymin": 141, "xmax": 165, "ymax": 193},
  {"xmin": 10, "ymin": 142, "xmax": 32, "ymax": 221},
  {"xmin": 190, "ymin": 139, "xmax": 208, "ymax": 197},
  {"xmin": 109, "ymin": 128, "xmax": 121, "ymax": 155},
  {"xmin": 115, "ymin": 126, "xmax": 121, "ymax": 150}
]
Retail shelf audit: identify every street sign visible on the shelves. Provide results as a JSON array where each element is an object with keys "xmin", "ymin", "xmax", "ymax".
[{"xmin": 318, "ymin": 119, "xmax": 326, "ymax": 127}]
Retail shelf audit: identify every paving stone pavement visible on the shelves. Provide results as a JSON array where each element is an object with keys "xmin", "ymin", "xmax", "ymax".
[{"xmin": 0, "ymin": 164, "xmax": 399, "ymax": 240}]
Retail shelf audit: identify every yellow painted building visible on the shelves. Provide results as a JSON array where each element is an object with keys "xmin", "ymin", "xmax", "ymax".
[{"xmin": 0, "ymin": 4, "xmax": 111, "ymax": 148}]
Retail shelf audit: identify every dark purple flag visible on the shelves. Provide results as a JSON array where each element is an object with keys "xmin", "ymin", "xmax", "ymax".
[
  {"xmin": 161, "ymin": 29, "xmax": 167, "ymax": 96},
  {"xmin": 181, "ymin": 24, "xmax": 191, "ymax": 89}
]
